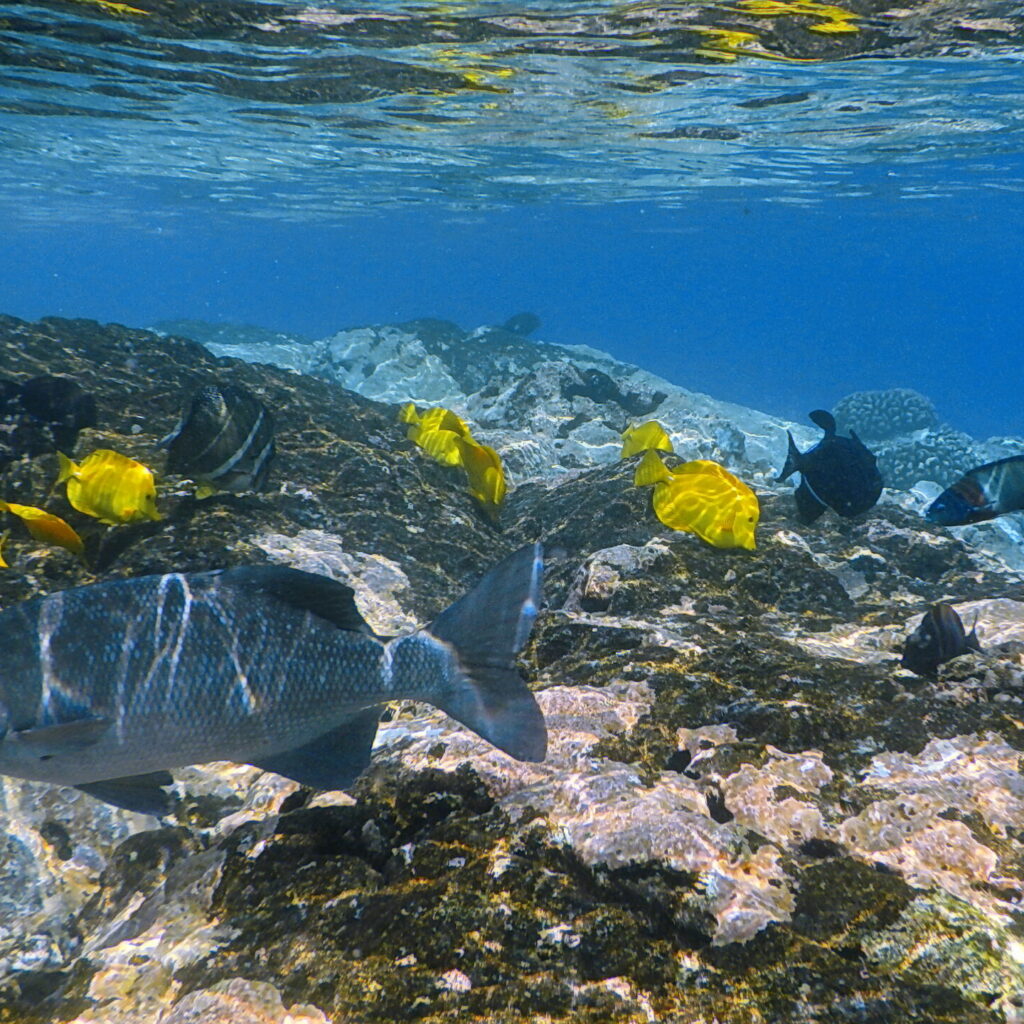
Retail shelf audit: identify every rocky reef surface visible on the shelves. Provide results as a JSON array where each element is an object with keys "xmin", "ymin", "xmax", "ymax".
[
  {"xmin": 2, "ymin": 313, "xmax": 1024, "ymax": 1024},
  {"xmin": 163, "ymin": 315, "xmax": 1024, "ymax": 570}
]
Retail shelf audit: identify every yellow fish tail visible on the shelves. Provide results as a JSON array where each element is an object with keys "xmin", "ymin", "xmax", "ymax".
[
  {"xmin": 56, "ymin": 451, "xmax": 79, "ymax": 485},
  {"xmin": 633, "ymin": 449, "xmax": 672, "ymax": 487},
  {"xmin": 398, "ymin": 402, "xmax": 421, "ymax": 425}
]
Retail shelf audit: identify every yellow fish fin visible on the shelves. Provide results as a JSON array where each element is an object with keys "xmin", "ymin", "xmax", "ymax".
[
  {"xmin": 633, "ymin": 449, "xmax": 672, "ymax": 487},
  {"xmin": 418, "ymin": 406, "xmax": 472, "ymax": 438},
  {"xmin": 0, "ymin": 528, "xmax": 9, "ymax": 568},
  {"xmin": 621, "ymin": 420, "xmax": 673, "ymax": 459},
  {"xmin": 56, "ymin": 451, "xmax": 79, "ymax": 485}
]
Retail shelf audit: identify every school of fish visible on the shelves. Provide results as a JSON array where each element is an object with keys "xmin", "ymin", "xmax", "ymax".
[{"xmin": 0, "ymin": 366, "xmax": 1013, "ymax": 813}]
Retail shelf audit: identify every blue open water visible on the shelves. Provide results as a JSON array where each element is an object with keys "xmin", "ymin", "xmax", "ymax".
[{"xmin": 1, "ymin": 1, "xmax": 1023, "ymax": 437}]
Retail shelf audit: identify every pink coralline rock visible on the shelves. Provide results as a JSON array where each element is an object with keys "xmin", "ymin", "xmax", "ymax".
[
  {"xmin": 157, "ymin": 978, "xmax": 328, "ymax": 1024},
  {"xmin": 857, "ymin": 733, "xmax": 1024, "ymax": 837},
  {"xmin": 839, "ymin": 733, "xmax": 1024, "ymax": 917},
  {"xmin": 720, "ymin": 746, "xmax": 833, "ymax": 847},
  {"xmin": 378, "ymin": 684, "xmax": 807, "ymax": 944}
]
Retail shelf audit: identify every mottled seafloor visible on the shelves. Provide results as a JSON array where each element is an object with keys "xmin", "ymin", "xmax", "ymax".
[{"xmin": 1, "ymin": 314, "xmax": 1023, "ymax": 1024}]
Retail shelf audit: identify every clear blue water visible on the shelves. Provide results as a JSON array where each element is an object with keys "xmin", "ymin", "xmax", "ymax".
[{"xmin": 1, "ymin": 0, "xmax": 1023, "ymax": 438}]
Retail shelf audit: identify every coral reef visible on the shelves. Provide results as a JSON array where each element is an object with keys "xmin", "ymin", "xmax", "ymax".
[
  {"xmin": 875, "ymin": 425, "xmax": 982, "ymax": 490},
  {"xmin": 833, "ymin": 387, "xmax": 939, "ymax": 441},
  {"xmin": 185, "ymin": 317, "xmax": 805, "ymax": 480},
  {"xmin": 2, "ymin": 314, "xmax": 1024, "ymax": 1024}
]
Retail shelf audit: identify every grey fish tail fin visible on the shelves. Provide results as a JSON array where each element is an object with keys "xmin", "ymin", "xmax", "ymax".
[
  {"xmin": 429, "ymin": 543, "xmax": 547, "ymax": 762},
  {"xmin": 778, "ymin": 431, "xmax": 802, "ymax": 482}
]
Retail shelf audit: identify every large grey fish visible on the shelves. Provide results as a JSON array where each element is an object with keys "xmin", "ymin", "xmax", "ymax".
[
  {"xmin": 162, "ymin": 383, "xmax": 275, "ymax": 495},
  {"xmin": 0, "ymin": 544, "xmax": 546, "ymax": 815},
  {"xmin": 925, "ymin": 454, "xmax": 1024, "ymax": 526}
]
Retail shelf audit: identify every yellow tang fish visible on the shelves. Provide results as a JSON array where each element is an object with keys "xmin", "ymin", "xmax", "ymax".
[
  {"xmin": 634, "ymin": 451, "xmax": 759, "ymax": 550},
  {"xmin": 416, "ymin": 406, "xmax": 472, "ymax": 438},
  {"xmin": 399, "ymin": 403, "xmax": 471, "ymax": 438},
  {"xmin": 457, "ymin": 438, "xmax": 507, "ymax": 514},
  {"xmin": 0, "ymin": 500, "xmax": 86, "ymax": 558},
  {"xmin": 406, "ymin": 424, "xmax": 464, "ymax": 467},
  {"xmin": 621, "ymin": 420, "xmax": 674, "ymax": 459},
  {"xmin": 57, "ymin": 450, "xmax": 161, "ymax": 525},
  {"xmin": 400, "ymin": 404, "xmax": 476, "ymax": 467},
  {"xmin": 0, "ymin": 529, "xmax": 8, "ymax": 568}
]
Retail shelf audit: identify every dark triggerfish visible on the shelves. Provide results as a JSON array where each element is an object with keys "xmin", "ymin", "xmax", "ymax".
[
  {"xmin": 900, "ymin": 602, "xmax": 981, "ymax": 678},
  {"xmin": 778, "ymin": 410, "xmax": 883, "ymax": 523},
  {"xmin": 163, "ymin": 383, "xmax": 275, "ymax": 496},
  {"xmin": 925, "ymin": 455, "xmax": 1024, "ymax": 526},
  {"xmin": 0, "ymin": 544, "xmax": 547, "ymax": 815}
]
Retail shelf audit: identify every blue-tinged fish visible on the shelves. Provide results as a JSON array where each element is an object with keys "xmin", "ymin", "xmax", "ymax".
[
  {"xmin": 901, "ymin": 603, "xmax": 981, "ymax": 678},
  {"xmin": 778, "ymin": 409, "xmax": 882, "ymax": 523},
  {"xmin": 0, "ymin": 545, "xmax": 546, "ymax": 815},
  {"xmin": 163, "ymin": 384, "xmax": 275, "ymax": 497},
  {"xmin": 501, "ymin": 312, "xmax": 541, "ymax": 336},
  {"xmin": 925, "ymin": 455, "xmax": 1024, "ymax": 526}
]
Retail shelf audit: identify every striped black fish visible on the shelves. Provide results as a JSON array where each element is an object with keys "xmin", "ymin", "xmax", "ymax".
[
  {"xmin": 163, "ymin": 383, "xmax": 275, "ymax": 495},
  {"xmin": 925, "ymin": 454, "xmax": 1024, "ymax": 526},
  {"xmin": 900, "ymin": 602, "xmax": 981, "ymax": 678}
]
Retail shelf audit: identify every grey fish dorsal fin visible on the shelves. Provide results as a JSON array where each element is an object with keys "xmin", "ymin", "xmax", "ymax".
[
  {"xmin": 219, "ymin": 566, "xmax": 373, "ymax": 634},
  {"xmin": 809, "ymin": 409, "xmax": 837, "ymax": 435},
  {"xmin": 251, "ymin": 707, "xmax": 381, "ymax": 790}
]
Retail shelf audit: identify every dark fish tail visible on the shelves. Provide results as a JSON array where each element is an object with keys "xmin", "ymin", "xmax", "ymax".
[
  {"xmin": 429, "ymin": 543, "xmax": 547, "ymax": 762},
  {"xmin": 777, "ymin": 431, "xmax": 803, "ymax": 482},
  {"xmin": 965, "ymin": 612, "xmax": 982, "ymax": 654}
]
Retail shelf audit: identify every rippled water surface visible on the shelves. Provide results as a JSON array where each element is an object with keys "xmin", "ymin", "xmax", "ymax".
[
  {"xmin": 2, "ymin": 2, "xmax": 1024, "ymax": 437},
  {"xmin": 2, "ymin": 0, "xmax": 1024, "ymax": 218}
]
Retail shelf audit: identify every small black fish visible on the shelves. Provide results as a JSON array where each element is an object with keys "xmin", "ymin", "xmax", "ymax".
[
  {"xmin": 925, "ymin": 455, "xmax": 1024, "ymax": 526},
  {"xmin": 163, "ymin": 384, "xmax": 275, "ymax": 496},
  {"xmin": 900, "ymin": 603, "xmax": 981, "ymax": 678},
  {"xmin": 0, "ymin": 374, "xmax": 97, "ymax": 468},
  {"xmin": 501, "ymin": 312, "xmax": 541, "ymax": 336},
  {"xmin": 778, "ymin": 409, "xmax": 883, "ymax": 523}
]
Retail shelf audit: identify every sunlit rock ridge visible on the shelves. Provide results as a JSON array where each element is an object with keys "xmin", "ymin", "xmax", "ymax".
[
  {"xmin": 170, "ymin": 315, "xmax": 1024, "ymax": 570},
  {"xmin": 1, "ymin": 313, "xmax": 1023, "ymax": 1024}
]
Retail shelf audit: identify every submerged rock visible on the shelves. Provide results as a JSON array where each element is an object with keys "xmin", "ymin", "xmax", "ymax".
[{"xmin": 1, "ymin": 313, "xmax": 1024, "ymax": 1024}]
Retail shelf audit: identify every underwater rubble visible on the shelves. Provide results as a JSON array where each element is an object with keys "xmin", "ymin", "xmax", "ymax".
[{"xmin": 2, "ymin": 313, "xmax": 1024, "ymax": 1024}]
